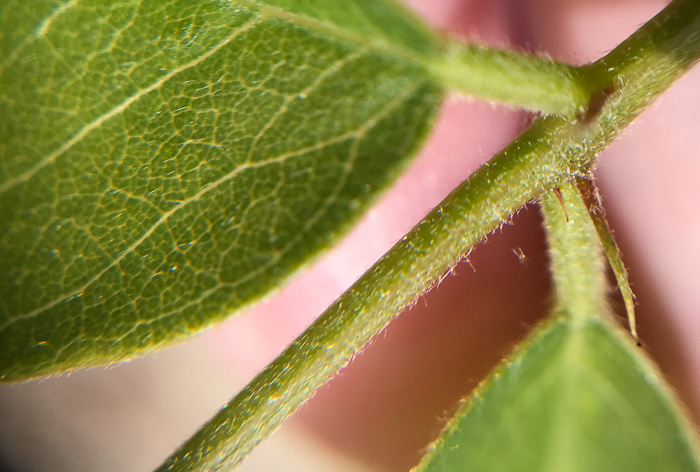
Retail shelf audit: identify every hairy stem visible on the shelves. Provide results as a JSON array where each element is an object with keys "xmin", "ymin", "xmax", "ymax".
[
  {"xmin": 429, "ymin": 42, "xmax": 595, "ymax": 114},
  {"xmin": 541, "ymin": 184, "xmax": 607, "ymax": 325},
  {"xmin": 159, "ymin": 1, "xmax": 700, "ymax": 470}
]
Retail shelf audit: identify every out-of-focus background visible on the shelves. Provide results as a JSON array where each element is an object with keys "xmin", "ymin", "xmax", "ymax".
[{"xmin": 2, "ymin": 1, "xmax": 699, "ymax": 470}]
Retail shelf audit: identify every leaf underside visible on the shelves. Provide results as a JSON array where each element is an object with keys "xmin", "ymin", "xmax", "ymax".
[
  {"xmin": 415, "ymin": 317, "xmax": 700, "ymax": 472},
  {"xmin": 0, "ymin": 0, "xmax": 442, "ymax": 380}
]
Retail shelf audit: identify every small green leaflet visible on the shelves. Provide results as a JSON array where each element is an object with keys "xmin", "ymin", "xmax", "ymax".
[{"xmin": 415, "ymin": 317, "xmax": 700, "ymax": 472}]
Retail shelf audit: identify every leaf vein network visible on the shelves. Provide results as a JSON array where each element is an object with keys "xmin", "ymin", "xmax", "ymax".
[{"xmin": 0, "ymin": 16, "xmax": 260, "ymax": 195}]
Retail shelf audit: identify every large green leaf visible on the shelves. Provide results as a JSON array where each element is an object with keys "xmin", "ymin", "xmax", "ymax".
[
  {"xmin": 0, "ymin": 0, "xmax": 444, "ymax": 380},
  {"xmin": 415, "ymin": 185, "xmax": 700, "ymax": 471},
  {"xmin": 0, "ymin": 0, "xmax": 598, "ymax": 381}
]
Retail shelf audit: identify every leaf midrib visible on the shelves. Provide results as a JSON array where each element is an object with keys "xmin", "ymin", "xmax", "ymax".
[
  {"xmin": 539, "ymin": 324, "xmax": 584, "ymax": 472},
  {"xmin": 240, "ymin": 0, "xmax": 438, "ymax": 64}
]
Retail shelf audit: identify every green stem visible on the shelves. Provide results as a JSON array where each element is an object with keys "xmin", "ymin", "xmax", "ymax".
[
  {"xmin": 541, "ymin": 184, "xmax": 607, "ymax": 325},
  {"xmin": 158, "ymin": 1, "xmax": 700, "ymax": 470},
  {"xmin": 429, "ymin": 42, "xmax": 595, "ymax": 115}
]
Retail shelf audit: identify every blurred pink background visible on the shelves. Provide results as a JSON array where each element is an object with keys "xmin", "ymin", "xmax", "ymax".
[{"xmin": 1, "ymin": 1, "xmax": 698, "ymax": 471}]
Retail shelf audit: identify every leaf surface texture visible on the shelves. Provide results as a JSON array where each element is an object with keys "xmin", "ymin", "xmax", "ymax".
[
  {"xmin": 415, "ymin": 318, "xmax": 700, "ymax": 472},
  {"xmin": 0, "ymin": 0, "xmax": 442, "ymax": 380}
]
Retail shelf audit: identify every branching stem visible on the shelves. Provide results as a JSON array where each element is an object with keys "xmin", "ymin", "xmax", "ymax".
[{"xmin": 159, "ymin": 1, "xmax": 700, "ymax": 470}]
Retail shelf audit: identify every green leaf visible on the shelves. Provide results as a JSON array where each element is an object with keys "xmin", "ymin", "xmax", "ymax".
[
  {"xmin": 415, "ymin": 318, "xmax": 700, "ymax": 472},
  {"xmin": 0, "ymin": 0, "xmax": 444, "ymax": 380},
  {"xmin": 414, "ymin": 185, "xmax": 700, "ymax": 472}
]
